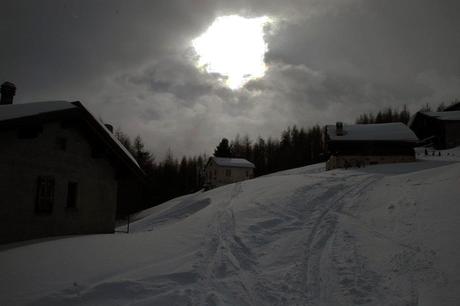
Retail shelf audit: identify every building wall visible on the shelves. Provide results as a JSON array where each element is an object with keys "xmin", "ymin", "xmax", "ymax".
[
  {"xmin": 326, "ymin": 154, "xmax": 415, "ymax": 170},
  {"xmin": 410, "ymin": 114, "xmax": 460, "ymax": 149},
  {"xmin": 444, "ymin": 121, "xmax": 460, "ymax": 149},
  {"xmin": 205, "ymin": 161, "xmax": 253, "ymax": 188},
  {"xmin": 117, "ymin": 173, "xmax": 145, "ymax": 218},
  {"xmin": 410, "ymin": 114, "xmax": 440, "ymax": 141},
  {"xmin": 0, "ymin": 122, "xmax": 118, "ymax": 244}
]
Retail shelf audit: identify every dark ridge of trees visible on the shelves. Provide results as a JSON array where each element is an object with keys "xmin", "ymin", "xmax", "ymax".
[
  {"xmin": 355, "ymin": 105, "xmax": 411, "ymax": 125},
  {"xmin": 436, "ymin": 99, "xmax": 460, "ymax": 111},
  {"xmin": 214, "ymin": 138, "xmax": 232, "ymax": 157},
  {"xmin": 116, "ymin": 98, "xmax": 460, "ymax": 214},
  {"xmin": 114, "ymin": 129, "xmax": 207, "ymax": 211},
  {"xmin": 148, "ymin": 150, "xmax": 206, "ymax": 206},
  {"xmin": 213, "ymin": 125, "xmax": 325, "ymax": 177},
  {"xmin": 356, "ymin": 99, "xmax": 460, "ymax": 125},
  {"xmin": 116, "ymin": 124, "xmax": 326, "ymax": 213}
]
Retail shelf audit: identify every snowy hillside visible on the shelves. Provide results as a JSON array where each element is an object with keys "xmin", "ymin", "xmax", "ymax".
[{"xmin": 1, "ymin": 150, "xmax": 460, "ymax": 306}]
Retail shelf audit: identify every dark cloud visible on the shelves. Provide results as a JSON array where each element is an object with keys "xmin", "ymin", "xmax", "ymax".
[{"xmin": 2, "ymin": 0, "xmax": 460, "ymax": 156}]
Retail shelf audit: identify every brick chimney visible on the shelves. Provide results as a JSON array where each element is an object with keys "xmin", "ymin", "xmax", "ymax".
[
  {"xmin": 336, "ymin": 122, "xmax": 344, "ymax": 136},
  {"xmin": 0, "ymin": 82, "xmax": 16, "ymax": 105}
]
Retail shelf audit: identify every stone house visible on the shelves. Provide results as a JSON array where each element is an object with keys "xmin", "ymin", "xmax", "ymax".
[
  {"xmin": 0, "ymin": 93, "xmax": 144, "ymax": 244},
  {"xmin": 204, "ymin": 157, "xmax": 255, "ymax": 189},
  {"xmin": 324, "ymin": 122, "xmax": 418, "ymax": 170},
  {"xmin": 409, "ymin": 111, "xmax": 460, "ymax": 149}
]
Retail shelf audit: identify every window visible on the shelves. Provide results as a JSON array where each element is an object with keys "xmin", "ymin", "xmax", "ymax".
[
  {"xmin": 225, "ymin": 169, "xmax": 231, "ymax": 177},
  {"xmin": 35, "ymin": 176, "xmax": 55, "ymax": 213},
  {"xmin": 56, "ymin": 137, "xmax": 67, "ymax": 151},
  {"xmin": 66, "ymin": 182, "xmax": 78, "ymax": 209},
  {"xmin": 246, "ymin": 170, "xmax": 249, "ymax": 177}
]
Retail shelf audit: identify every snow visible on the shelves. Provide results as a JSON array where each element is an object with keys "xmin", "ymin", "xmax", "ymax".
[
  {"xmin": 422, "ymin": 111, "xmax": 460, "ymax": 121},
  {"xmin": 415, "ymin": 146, "xmax": 460, "ymax": 162},
  {"xmin": 327, "ymin": 122, "xmax": 418, "ymax": 142},
  {"xmin": 79, "ymin": 102, "xmax": 141, "ymax": 169},
  {"xmin": 1, "ymin": 150, "xmax": 460, "ymax": 305},
  {"xmin": 0, "ymin": 101, "xmax": 140, "ymax": 169},
  {"xmin": 212, "ymin": 157, "xmax": 255, "ymax": 168},
  {"xmin": 0, "ymin": 101, "xmax": 76, "ymax": 121}
]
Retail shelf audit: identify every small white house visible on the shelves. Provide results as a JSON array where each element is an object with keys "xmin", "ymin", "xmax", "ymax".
[{"xmin": 204, "ymin": 157, "xmax": 255, "ymax": 188}]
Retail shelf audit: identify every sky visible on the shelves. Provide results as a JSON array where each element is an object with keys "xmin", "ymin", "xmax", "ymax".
[{"xmin": 2, "ymin": 0, "xmax": 460, "ymax": 158}]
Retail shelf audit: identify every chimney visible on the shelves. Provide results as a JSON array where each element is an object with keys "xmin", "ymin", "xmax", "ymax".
[
  {"xmin": 1, "ymin": 82, "xmax": 16, "ymax": 105},
  {"xmin": 336, "ymin": 122, "xmax": 344, "ymax": 136},
  {"xmin": 104, "ymin": 124, "xmax": 114, "ymax": 133}
]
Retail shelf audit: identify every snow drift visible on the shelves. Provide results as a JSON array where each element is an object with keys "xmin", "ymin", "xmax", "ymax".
[{"xmin": 1, "ymin": 151, "xmax": 459, "ymax": 306}]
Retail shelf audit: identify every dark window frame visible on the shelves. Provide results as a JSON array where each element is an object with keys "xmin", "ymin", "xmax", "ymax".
[
  {"xmin": 35, "ymin": 176, "xmax": 55, "ymax": 214},
  {"xmin": 66, "ymin": 181, "xmax": 78, "ymax": 209}
]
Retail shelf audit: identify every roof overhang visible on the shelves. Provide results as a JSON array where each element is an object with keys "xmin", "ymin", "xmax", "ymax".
[{"xmin": 0, "ymin": 101, "xmax": 145, "ymax": 181}]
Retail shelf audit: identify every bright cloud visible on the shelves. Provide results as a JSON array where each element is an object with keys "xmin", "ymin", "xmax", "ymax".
[{"xmin": 192, "ymin": 15, "xmax": 272, "ymax": 89}]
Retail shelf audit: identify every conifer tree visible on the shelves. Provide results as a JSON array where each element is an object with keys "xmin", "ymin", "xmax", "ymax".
[
  {"xmin": 214, "ymin": 138, "xmax": 232, "ymax": 157},
  {"xmin": 133, "ymin": 135, "xmax": 155, "ymax": 175}
]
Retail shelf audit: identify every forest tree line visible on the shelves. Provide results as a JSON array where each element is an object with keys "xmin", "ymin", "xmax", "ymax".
[
  {"xmin": 116, "ymin": 99, "xmax": 458, "ymax": 212},
  {"xmin": 355, "ymin": 99, "xmax": 459, "ymax": 124},
  {"xmin": 355, "ymin": 105, "xmax": 411, "ymax": 124},
  {"xmin": 115, "ymin": 125, "xmax": 325, "ymax": 210}
]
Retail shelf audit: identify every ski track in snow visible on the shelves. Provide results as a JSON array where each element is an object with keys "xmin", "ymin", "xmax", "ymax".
[
  {"xmin": 188, "ymin": 173, "xmax": 384, "ymax": 305},
  {"xmin": 1, "ymin": 155, "xmax": 460, "ymax": 306}
]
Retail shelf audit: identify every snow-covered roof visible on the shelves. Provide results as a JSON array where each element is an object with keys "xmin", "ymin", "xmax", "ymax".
[
  {"xmin": 75, "ymin": 101, "xmax": 141, "ymax": 169},
  {"xmin": 0, "ymin": 101, "xmax": 76, "ymax": 121},
  {"xmin": 407, "ymin": 114, "xmax": 416, "ymax": 127},
  {"xmin": 444, "ymin": 101, "xmax": 460, "ymax": 111},
  {"xmin": 211, "ymin": 157, "xmax": 255, "ymax": 168},
  {"xmin": 326, "ymin": 122, "xmax": 418, "ymax": 142},
  {"xmin": 422, "ymin": 111, "xmax": 460, "ymax": 121},
  {"xmin": 0, "ymin": 101, "xmax": 141, "ymax": 170}
]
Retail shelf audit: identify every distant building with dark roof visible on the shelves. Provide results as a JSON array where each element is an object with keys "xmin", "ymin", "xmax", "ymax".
[
  {"xmin": 409, "ymin": 111, "xmax": 460, "ymax": 149},
  {"xmin": 204, "ymin": 157, "xmax": 255, "ymax": 188},
  {"xmin": 0, "ymin": 97, "xmax": 145, "ymax": 244},
  {"xmin": 324, "ymin": 122, "xmax": 418, "ymax": 170},
  {"xmin": 444, "ymin": 101, "xmax": 460, "ymax": 112}
]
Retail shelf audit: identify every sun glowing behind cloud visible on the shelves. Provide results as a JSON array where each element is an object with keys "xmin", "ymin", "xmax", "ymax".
[{"xmin": 192, "ymin": 15, "xmax": 272, "ymax": 89}]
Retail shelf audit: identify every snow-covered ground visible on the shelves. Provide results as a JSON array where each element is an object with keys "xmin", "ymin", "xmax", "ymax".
[{"xmin": 1, "ymin": 148, "xmax": 460, "ymax": 306}]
